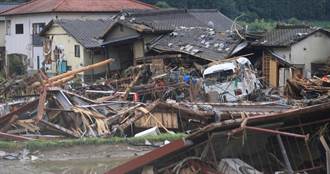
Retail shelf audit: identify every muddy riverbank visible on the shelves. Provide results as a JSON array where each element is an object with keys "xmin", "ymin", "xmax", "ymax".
[{"xmin": 0, "ymin": 144, "xmax": 155, "ymax": 174}]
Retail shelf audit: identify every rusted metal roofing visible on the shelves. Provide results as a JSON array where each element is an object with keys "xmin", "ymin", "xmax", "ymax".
[
  {"xmin": 106, "ymin": 101, "xmax": 330, "ymax": 173},
  {"xmin": 0, "ymin": 3, "xmax": 20, "ymax": 13},
  {"xmin": 0, "ymin": 0, "xmax": 155, "ymax": 15}
]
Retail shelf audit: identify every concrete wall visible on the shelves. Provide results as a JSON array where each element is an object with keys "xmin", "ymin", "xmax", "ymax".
[
  {"xmin": 4, "ymin": 12, "xmax": 114, "ymax": 71},
  {"xmin": 272, "ymin": 31, "xmax": 330, "ymax": 78},
  {"xmin": 291, "ymin": 31, "xmax": 330, "ymax": 78}
]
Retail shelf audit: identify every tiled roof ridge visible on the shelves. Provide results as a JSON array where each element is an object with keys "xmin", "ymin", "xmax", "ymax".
[{"xmin": 128, "ymin": 9, "xmax": 187, "ymax": 17}]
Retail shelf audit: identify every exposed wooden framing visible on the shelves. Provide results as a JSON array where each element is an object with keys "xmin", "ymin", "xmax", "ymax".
[
  {"xmin": 35, "ymin": 88, "xmax": 47, "ymax": 123},
  {"xmin": 122, "ymin": 71, "xmax": 141, "ymax": 100},
  {"xmin": 39, "ymin": 119, "xmax": 79, "ymax": 138}
]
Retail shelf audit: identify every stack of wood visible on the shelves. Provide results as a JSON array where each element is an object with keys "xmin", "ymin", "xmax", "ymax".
[{"xmin": 285, "ymin": 77, "xmax": 330, "ymax": 99}]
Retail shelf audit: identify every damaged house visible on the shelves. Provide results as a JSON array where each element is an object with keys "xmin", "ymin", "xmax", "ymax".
[
  {"xmin": 150, "ymin": 27, "xmax": 245, "ymax": 63},
  {"xmin": 37, "ymin": 9, "xmax": 237, "ymax": 79},
  {"xmin": 250, "ymin": 25, "xmax": 330, "ymax": 87},
  {"xmin": 99, "ymin": 9, "xmax": 236, "ymax": 70},
  {"xmin": 0, "ymin": 0, "xmax": 155, "ymax": 75},
  {"xmin": 39, "ymin": 19, "xmax": 113, "ymax": 80}
]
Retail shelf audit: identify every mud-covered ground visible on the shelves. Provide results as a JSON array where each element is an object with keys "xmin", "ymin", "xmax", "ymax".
[{"xmin": 0, "ymin": 144, "xmax": 154, "ymax": 174}]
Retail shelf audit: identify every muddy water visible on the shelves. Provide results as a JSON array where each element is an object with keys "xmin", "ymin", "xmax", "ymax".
[{"xmin": 0, "ymin": 144, "xmax": 154, "ymax": 174}]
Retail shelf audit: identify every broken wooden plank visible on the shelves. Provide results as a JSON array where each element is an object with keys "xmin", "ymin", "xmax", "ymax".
[
  {"xmin": 0, "ymin": 131, "xmax": 35, "ymax": 141},
  {"xmin": 0, "ymin": 99, "xmax": 39, "ymax": 125},
  {"xmin": 47, "ymin": 59, "xmax": 113, "ymax": 83},
  {"xmin": 39, "ymin": 119, "xmax": 80, "ymax": 138},
  {"xmin": 35, "ymin": 87, "xmax": 47, "ymax": 123}
]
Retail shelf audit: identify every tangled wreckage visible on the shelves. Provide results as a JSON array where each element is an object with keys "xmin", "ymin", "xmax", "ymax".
[{"xmin": 1, "ymin": 38, "xmax": 330, "ymax": 174}]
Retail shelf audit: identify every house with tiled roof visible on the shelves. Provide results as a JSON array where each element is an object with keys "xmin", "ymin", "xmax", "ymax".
[
  {"xmin": 99, "ymin": 9, "xmax": 236, "ymax": 69},
  {"xmin": 40, "ymin": 19, "xmax": 114, "ymax": 78},
  {"xmin": 0, "ymin": 0, "xmax": 155, "ymax": 75},
  {"xmin": 38, "ymin": 9, "xmax": 237, "ymax": 80},
  {"xmin": 249, "ymin": 25, "xmax": 330, "ymax": 87}
]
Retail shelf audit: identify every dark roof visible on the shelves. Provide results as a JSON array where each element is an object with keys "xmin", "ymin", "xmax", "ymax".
[
  {"xmin": 0, "ymin": 3, "xmax": 20, "ymax": 13},
  {"xmin": 151, "ymin": 27, "xmax": 242, "ymax": 61},
  {"xmin": 0, "ymin": 0, "xmax": 155, "ymax": 16},
  {"xmin": 117, "ymin": 9, "xmax": 235, "ymax": 32},
  {"xmin": 42, "ymin": 19, "xmax": 114, "ymax": 48},
  {"xmin": 253, "ymin": 25, "xmax": 330, "ymax": 47}
]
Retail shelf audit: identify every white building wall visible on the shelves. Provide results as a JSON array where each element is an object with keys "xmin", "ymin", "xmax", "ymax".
[
  {"xmin": 4, "ymin": 12, "xmax": 114, "ymax": 72},
  {"xmin": 272, "ymin": 31, "xmax": 330, "ymax": 79},
  {"xmin": 291, "ymin": 31, "xmax": 330, "ymax": 78}
]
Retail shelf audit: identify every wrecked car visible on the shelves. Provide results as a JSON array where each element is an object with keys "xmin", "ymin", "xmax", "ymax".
[{"xmin": 203, "ymin": 57, "xmax": 261, "ymax": 102}]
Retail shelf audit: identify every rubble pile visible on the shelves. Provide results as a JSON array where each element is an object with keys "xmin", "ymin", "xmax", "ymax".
[
  {"xmin": 285, "ymin": 76, "xmax": 330, "ymax": 100},
  {"xmin": 1, "ymin": 53, "xmax": 330, "ymax": 174}
]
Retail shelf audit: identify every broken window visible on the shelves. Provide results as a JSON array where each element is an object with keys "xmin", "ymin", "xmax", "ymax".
[
  {"xmin": 15, "ymin": 24, "xmax": 23, "ymax": 34},
  {"xmin": 204, "ymin": 69, "xmax": 235, "ymax": 83},
  {"xmin": 74, "ymin": 45, "xmax": 80, "ymax": 57}
]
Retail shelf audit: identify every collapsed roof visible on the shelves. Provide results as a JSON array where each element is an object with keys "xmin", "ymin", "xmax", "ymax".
[{"xmin": 150, "ymin": 27, "xmax": 244, "ymax": 61}]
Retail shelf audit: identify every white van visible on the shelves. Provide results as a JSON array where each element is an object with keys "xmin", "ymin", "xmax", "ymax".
[{"xmin": 203, "ymin": 57, "xmax": 260, "ymax": 102}]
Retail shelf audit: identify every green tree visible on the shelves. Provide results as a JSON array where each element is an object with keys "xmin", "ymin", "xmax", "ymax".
[{"xmin": 155, "ymin": 1, "xmax": 172, "ymax": 8}]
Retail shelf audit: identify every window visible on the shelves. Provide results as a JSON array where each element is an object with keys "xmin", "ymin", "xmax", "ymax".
[
  {"xmin": 15, "ymin": 24, "xmax": 23, "ymax": 34},
  {"xmin": 74, "ymin": 45, "xmax": 80, "ymax": 57},
  {"xmin": 32, "ymin": 23, "xmax": 45, "ymax": 35}
]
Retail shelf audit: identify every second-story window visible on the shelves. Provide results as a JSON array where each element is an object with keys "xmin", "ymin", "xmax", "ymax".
[
  {"xmin": 15, "ymin": 24, "xmax": 23, "ymax": 34},
  {"xmin": 74, "ymin": 45, "xmax": 80, "ymax": 57},
  {"xmin": 32, "ymin": 23, "xmax": 45, "ymax": 35}
]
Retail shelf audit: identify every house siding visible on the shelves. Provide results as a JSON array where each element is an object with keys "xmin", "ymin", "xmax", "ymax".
[
  {"xmin": 291, "ymin": 31, "xmax": 330, "ymax": 78},
  {"xmin": 45, "ymin": 24, "xmax": 83, "ymax": 73},
  {"xmin": 4, "ymin": 12, "xmax": 115, "ymax": 72}
]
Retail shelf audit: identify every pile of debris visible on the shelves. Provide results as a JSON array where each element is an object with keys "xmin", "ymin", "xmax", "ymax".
[
  {"xmin": 1, "ymin": 54, "xmax": 330, "ymax": 145},
  {"xmin": 285, "ymin": 76, "xmax": 330, "ymax": 100}
]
